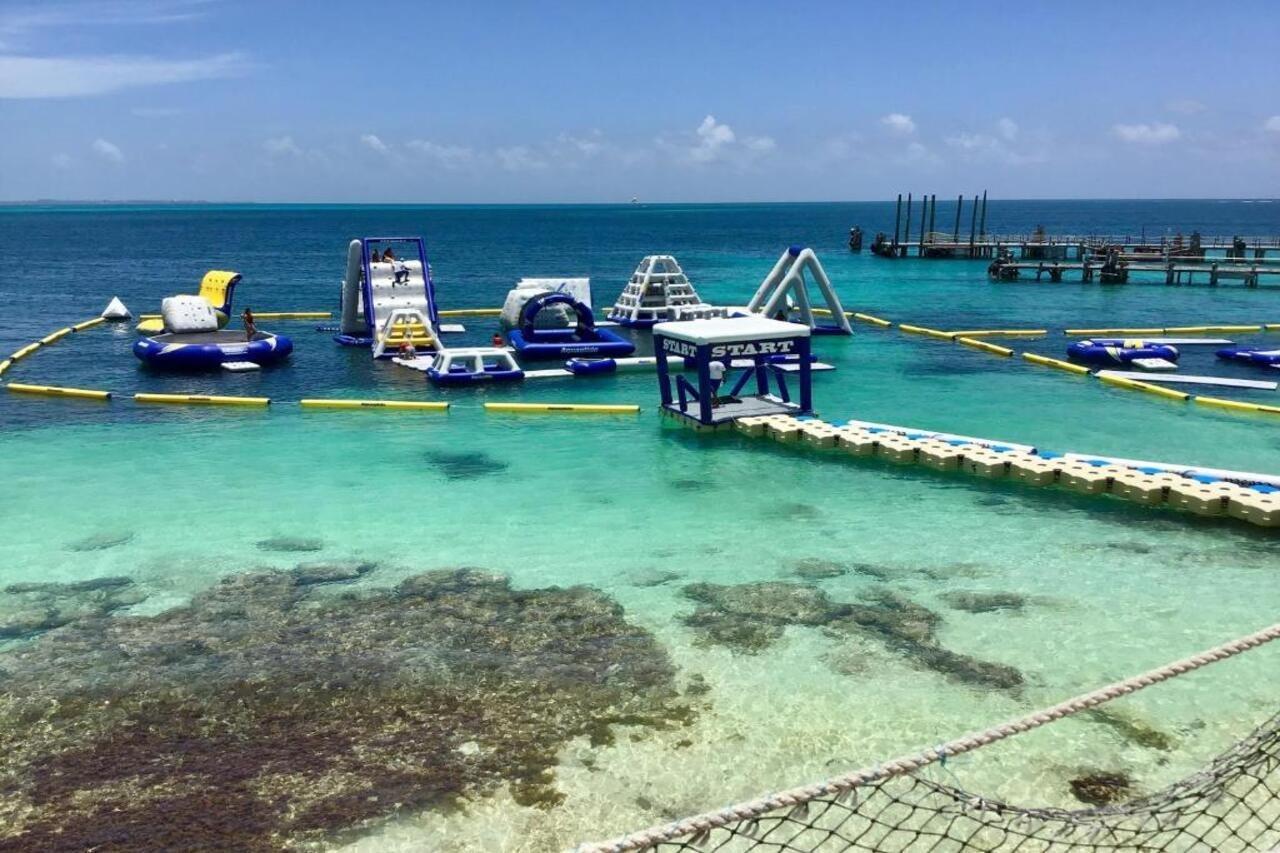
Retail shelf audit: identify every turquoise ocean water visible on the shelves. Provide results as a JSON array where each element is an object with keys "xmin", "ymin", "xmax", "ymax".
[{"xmin": 1, "ymin": 201, "xmax": 1278, "ymax": 850}]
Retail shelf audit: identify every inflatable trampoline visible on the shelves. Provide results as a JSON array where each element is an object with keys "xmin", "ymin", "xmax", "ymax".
[
  {"xmin": 1217, "ymin": 347, "xmax": 1280, "ymax": 367},
  {"xmin": 506, "ymin": 292, "xmax": 635, "ymax": 360},
  {"xmin": 134, "ymin": 330, "xmax": 293, "ymax": 369},
  {"xmin": 566, "ymin": 357, "xmax": 618, "ymax": 376},
  {"xmin": 1067, "ymin": 339, "xmax": 1179, "ymax": 366},
  {"xmin": 133, "ymin": 294, "xmax": 292, "ymax": 370}
]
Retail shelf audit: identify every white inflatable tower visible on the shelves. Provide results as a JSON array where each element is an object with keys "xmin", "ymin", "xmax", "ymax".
[{"xmin": 609, "ymin": 255, "xmax": 720, "ymax": 327}]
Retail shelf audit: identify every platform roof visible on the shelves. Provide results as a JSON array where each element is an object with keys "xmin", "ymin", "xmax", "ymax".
[{"xmin": 653, "ymin": 316, "xmax": 810, "ymax": 345}]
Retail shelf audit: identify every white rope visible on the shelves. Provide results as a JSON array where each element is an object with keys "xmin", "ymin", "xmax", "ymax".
[{"xmin": 579, "ymin": 622, "xmax": 1280, "ymax": 853}]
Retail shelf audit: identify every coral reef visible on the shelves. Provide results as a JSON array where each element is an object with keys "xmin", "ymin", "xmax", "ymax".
[
  {"xmin": 256, "ymin": 536, "xmax": 325, "ymax": 553},
  {"xmin": 1069, "ymin": 771, "xmax": 1133, "ymax": 806},
  {"xmin": 790, "ymin": 558, "xmax": 849, "ymax": 581},
  {"xmin": 66, "ymin": 531, "xmax": 134, "ymax": 552},
  {"xmin": 0, "ymin": 576, "xmax": 146, "ymax": 639},
  {"xmin": 0, "ymin": 568, "xmax": 688, "ymax": 850},
  {"xmin": 940, "ymin": 591, "xmax": 1027, "ymax": 613}
]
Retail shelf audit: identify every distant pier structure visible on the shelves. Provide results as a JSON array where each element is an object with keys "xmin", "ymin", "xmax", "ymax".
[{"xmin": 860, "ymin": 194, "xmax": 1280, "ymax": 265}]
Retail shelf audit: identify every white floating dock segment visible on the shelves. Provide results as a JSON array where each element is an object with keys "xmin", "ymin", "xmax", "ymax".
[
  {"xmin": 1132, "ymin": 338, "xmax": 1235, "ymax": 346},
  {"xmin": 1129, "ymin": 358, "xmax": 1179, "ymax": 371},
  {"xmin": 843, "ymin": 418, "xmax": 1037, "ymax": 454},
  {"xmin": 1097, "ymin": 370, "xmax": 1277, "ymax": 391},
  {"xmin": 221, "ymin": 361, "xmax": 261, "ymax": 372},
  {"xmin": 439, "ymin": 323, "xmax": 466, "ymax": 333}
]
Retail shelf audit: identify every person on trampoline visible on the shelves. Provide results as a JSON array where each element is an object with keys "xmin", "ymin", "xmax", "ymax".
[{"xmin": 242, "ymin": 307, "xmax": 257, "ymax": 342}]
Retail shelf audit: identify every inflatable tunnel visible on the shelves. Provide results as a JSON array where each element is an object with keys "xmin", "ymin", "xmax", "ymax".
[{"xmin": 507, "ymin": 292, "xmax": 635, "ymax": 359}]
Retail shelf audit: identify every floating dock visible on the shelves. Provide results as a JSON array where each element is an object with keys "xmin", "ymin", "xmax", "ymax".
[
  {"xmin": 991, "ymin": 260, "xmax": 1279, "ymax": 287},
  {"xmin": 733, "ymin": 414, "xmax": 1280, "ymax": 527}
]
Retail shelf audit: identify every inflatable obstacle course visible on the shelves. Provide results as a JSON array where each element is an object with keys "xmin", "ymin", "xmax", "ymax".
[
  {"xmin": 609, "ymin": 255, "xmax": 721, "ymax": 327},
  {"xmin": 746, "ymin": 247, "xmax": 852, "ymax": 334},
  {"xmin": 506, "ymin": 291, "xmax": 634, "ymax": 359},
  {"xmin": 337, "ymin": 237, "xmax": 439, "ymax": 357}
]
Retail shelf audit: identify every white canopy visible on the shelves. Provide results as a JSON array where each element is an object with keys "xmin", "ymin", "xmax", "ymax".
[{"xmin": 654, "ymin": 316, "xmax": 810, "ymax": 345}]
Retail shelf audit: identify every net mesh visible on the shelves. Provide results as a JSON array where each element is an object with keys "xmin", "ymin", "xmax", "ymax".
[{"xmin": 635, "ymin": 712, "xmax": 1280, "ymax": 853}]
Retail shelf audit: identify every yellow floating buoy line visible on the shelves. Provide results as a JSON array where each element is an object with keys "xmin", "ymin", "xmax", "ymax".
[
  {"xmin": 7, "ymin": 383, "xmax": 111, "ymax": 401},
  {"xmin": 72, "ymin": 317, "xmax": 107, "ymax": 332},
  {"xmin": 138, "ymin": 311, "xmax": 332, "ymax": 321},
  {"xmin": 852, "ymin": 312, "xmax": 892, "ymax": 327},
  {"xmin": 134, "ymin": 393, "xmax": 270, "ymax": 407},
  {"xmin": 438, "ymin": 308, "xmax": 503, "ymax": 317},
  {"xmin": 954, "ymin": 337, "xmax": 1014, "ymax": 357},
  {"xmin": 1064, "ymin": 324, "xmax": 1276, "ymax": 336},
  {"xmin": 1021, "ymin": 352, "xmax": 1092, "ymax": 375},
  {"xmin": 484, "ymin": 402, "xmax": 640, "ymax": 415},
  {"xmin": 299, "ymin": 398, "xmax": 449, "ymax": 411},
  {"xmin": 1096, "ymin": 373, "xmax": 1191, "ymax": 402},
  {"xmin": 897, "ymin": 323, "xmax": 952, "ymax": 340},
  {"xmin": 947, "ymin": 329, "xmax": 1047, "ymax": 339},
  {"xmin": 1193, "ymin": 396, "xmax": 1280, "ymax": 416}
]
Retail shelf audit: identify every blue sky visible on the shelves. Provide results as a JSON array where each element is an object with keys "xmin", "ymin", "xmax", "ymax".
[{"xmin": 2, "ymin": 0, "xmax": 1278, "ymax": 202}]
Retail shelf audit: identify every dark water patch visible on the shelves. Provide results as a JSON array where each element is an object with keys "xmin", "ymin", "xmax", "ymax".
[
  {"xmin": 627, "ymin": 569, "xmax": 683, "ymax": 588},
  {"xmin": 290, "ymin": 561, "xmax": 377, "ymax": 586},
  {"xmin": 1085, "ymin": 708, "xmax": 1177, "ymax": 751},
  {"xmin": 423, "ymin": 449, "xmax": 509, "ymax": 480},
  {"xmin": 0, "ymin": 568, "xmax": 689, "ymax": 848},
  {"xmin": 849, "ymin": 562, "xmax": 895, "ymax": 580},
  {"xmin": 776, "ymin": 502, "xmax": 822, "ymax": 520},
  {"xmin": 1069, "ymin": 771, "xmax": 1133, "ymax": 806},
  {"xmin": 1082, "ymin": 541, "xmax": 1155, "ymax": 556},
  {"xmin": 256, "ymin": 536, "xmax": 325, "ymax": 553},
  {"xmin": 66, "ymin": 532, "xmax": 135, "ymax": 552},
  {"xmin": 941, "ymin": 591, "xmax": 1026, "ymax": 613},
  {"xmin": 974, "ymin": 496, "xmax": 1010, "ymax": 508},
  {"xmin": 0, "ymin": 577, "xmax": 145, "ymax": 639},
  {"xmin": 681, "ymin": 581, "xmax": 845, "ymax": 654},
  {"xmin": 669, "ymin": 477, "xmax": 710, "ymax": 492},
  {"xmin": 790, "ymin": 559, "xmax": 849, "ymax": 581}
]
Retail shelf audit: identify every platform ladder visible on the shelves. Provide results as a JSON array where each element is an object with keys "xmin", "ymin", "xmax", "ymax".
[{"xmin": 372, "ymin": 308, "xmax": 436, "ymax": 358}]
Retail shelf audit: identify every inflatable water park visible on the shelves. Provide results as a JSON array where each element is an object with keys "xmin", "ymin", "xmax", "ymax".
[{"xmin": 4, "ymin": 231, "xmax": 1279, "ymax": 532}]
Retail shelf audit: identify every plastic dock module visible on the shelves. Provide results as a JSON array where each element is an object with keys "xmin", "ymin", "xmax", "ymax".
[
  {"xmin": 482, "ymin": 402, "xmax": 639, "ymax": 415},
  {"xmin": 800, "ymin": 421, "xmax": 841, "ymax": 447},
  {"xmin": 1168, "ymin": 480, "xmax": 1237, "ymax": 516},
  {"xmin": 134, "ymin": 393, "xmax": 270, "ymax": 407},
  {"xmin": 1010, "ymin": 455, "xmax": 1059, "ymax": 485},
  {"xmin": 877, "ymin": 436, "xmax": 919, "ymax": 464},
  {"xmin": 733, "ymin": 415, "xmax": 775, "ymax": 437},
  {"xmin": 1228, "ymin": 491, "xmax": 1280, "ymax": 527},
  {"xmin": 836, "ymin": 428, "xmax": 878, "ymax": 456},
  {"xmin": 767, "ymin": 418, "xmax": 803, "ymax": 442},
  {"xmin": 963, "ymin": 448, "xmax": 1011, "ymax": 477},
  {"xmin": 299, "ymin": 399, "xmax": 449, "ymax": 411},
  {"xmin": 7, "ymin": 383, "xmax": 111, "ymax": 401},
  {"xmin": 1111, "ymin": 470, "xmax": 1168, "ymax": 505},
  {"xmin": 918, "ymin": 441, "xmax": 965, "ymax": 470}
]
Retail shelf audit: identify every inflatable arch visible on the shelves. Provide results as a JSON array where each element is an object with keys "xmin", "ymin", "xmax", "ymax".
[{"xmin": 746, "ymin": 247, "xmax": 852, "ymax": 335}]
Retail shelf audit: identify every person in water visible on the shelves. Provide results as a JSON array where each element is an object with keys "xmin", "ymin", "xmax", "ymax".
[
  {"xmin": 491, "ymin": 333, "xmax": 505, "ymax": 347},
  {"xmin": 242, "ymin": 308, "xmax": 257, "ymax": 341}
]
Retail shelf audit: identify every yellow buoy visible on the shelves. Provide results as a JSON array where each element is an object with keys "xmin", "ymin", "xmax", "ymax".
[
  {"xmin": 852, "ymin": 312, "xmax": 893, "ymax": 327},
  {"xmin": 948, "ymin": 329, "xmax": 1047, "ymax": 339},
  {"xmin": 39, "ymin": 328, "xmax": 73, "ymax": 345},
  {"xmin": 0, "ymin": 359, "xmax": 10, "ymax": 376},
  {"xmin": 72, "ymin": 317, "xmax": 107, "ymax": 332},
  {"xmin": 954, "ymin": 337, "xmax": 1014, "ymax": 357},
  {"xmin": 10, "ymin": 342, "xmax": 42, "ymax": 361},
  {"xmin": 898, "ymin": 324, "xmax": 951, "ymax": 339},
  {"xmin": 251, "ymin": 311, "xmax": 332, "ymax": 320},
  {"xmin": 1097, "ymin": 373, "xmax": 1190, "ymax": 401},
  {"xmin": 7, "ymin": 383, "xmax": 111, "ymax": 401},
  {"xmin": 1163, "ymin": 325, "xmax": 1262, "ymax": 334},
  {"xmin": 1064, "ymin": 327, "xmax": 1165, "ymax": 336},
  {"xmin": 484, "ymin": 402, "xmax": 640, "ymax": 414},
  {"xmin": 438, "ymin": 308, "xmax": 503, "ymax": 317},
  {"xmin": 1193, "ymin": 396, "xmax": 1280, "ymax": 416},
  {"xmin": 1021, "ymin": 353, "xmax": 1091, "ymax": 375},
  {"xmin": 134, "ymin": 393, "xmax": 270, "ymax": 407},
  {"xmin": 299, "ymin": 398, "xmax": 449, "ymax": 411}
]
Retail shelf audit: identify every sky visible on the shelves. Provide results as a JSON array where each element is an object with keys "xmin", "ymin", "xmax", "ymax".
[{"xmin": 1, "ymin": 0, "xmax": 1278, "ymax": 203}]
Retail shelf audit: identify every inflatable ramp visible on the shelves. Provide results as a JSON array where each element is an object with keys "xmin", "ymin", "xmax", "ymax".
[
  {"xmin": 337, "ymin": 237, "xmax": 440, "ymax": 357},
  {"xmin": 747, "ymin": 247, "xmax": 852, "ymax": 334}
]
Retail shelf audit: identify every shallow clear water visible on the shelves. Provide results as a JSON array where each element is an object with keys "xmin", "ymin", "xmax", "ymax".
[{"xmin": 0, "ymin": 201, "xmax": 1277, "ymax": 850}]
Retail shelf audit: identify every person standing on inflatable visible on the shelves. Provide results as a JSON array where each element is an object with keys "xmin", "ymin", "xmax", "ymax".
[
  {"xmin": 242, "ymin": 307, "xmax": 257, "ymax": 341},
  {"xmin": 708, "ymin": 360, "xmax": 725, "ymax": 406}
]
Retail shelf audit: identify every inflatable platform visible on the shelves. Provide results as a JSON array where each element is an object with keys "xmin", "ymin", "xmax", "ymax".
[
  {"xmin": 337, "ymin": 237, "xmax": 439, "ymax": 358},
  {"xmin": 1068, "ymin": 339, "xmax": 1180, "ymax": 366},
  {"xmin": 507, "ymin": 292, "xmax": 635, "ymax": 359},
  {"xmin": 134, "ymin": 293, "xmax": 292, "ymax": 370},
  {"xmin": 1217, "ymin": 347, "xmax": 1280, "ymax": 367}
]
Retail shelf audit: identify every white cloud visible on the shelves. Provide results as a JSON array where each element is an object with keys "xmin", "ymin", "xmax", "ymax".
[
  {"xmin": 1166, "ymin": 99, "xmax": 1206, "ymax": 115},
  {"xmin": 91, "ymin": 138, "xmax": 124, "ymax": 163},
  {"xmin": 745, "ymin": 136, "xmax": 777, "ymax": 153},
  {"xmin": 0, "ymin": 51, "xmax": 245, "ymax": 98},
  {"xmin": 946, "ymin": 132, "xmax": 994, "ymax": 151},
  {"xmin": 405, "ymin": 139, "xmax": 475, "ymax": 168},
  {"xmin": 690, "ymin": 114, "xmax": 735, "ymax": 162},
  {"xmin": 0, "ymin": 2, "xmax": 214, "ymax": 43},
  {"xmin": 360, "ymin": 133, "xmax": 389, "ymax": 154},
  {"xmin": 997, "ymin": 117, "xmax": 1018, "ymax": 141},
  {"xmin": 880, "ymin": 113, "xmax": 916, "ymax": 135},
  {"xmin": 496, "ymin": 145, "xmax": 547, "ymax": 172},
  {"xmin": 51, "ymin": 152, "xmax": 73, "ymax": 169},
  {"xmin": 263, "ymin": 135, "xmax": 302, "ymax": 156},
  {"xmin": 1112, "ymin": 122, "xmax": 1181, "ymax": 144},
  {"xmin": 1264, "ymin": 116, "xmax": 1280, "ymax": 133}
]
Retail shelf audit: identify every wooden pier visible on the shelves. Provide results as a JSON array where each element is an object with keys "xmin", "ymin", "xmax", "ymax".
[{"xmin": 989, "ymin": 259, "xmax": 1279, "ymax": 287}]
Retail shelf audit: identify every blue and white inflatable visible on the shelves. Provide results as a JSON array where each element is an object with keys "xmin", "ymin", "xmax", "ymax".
[
  {"xmin": 133, "ymin": 294, "xmax": 292, "ymax": 370},
  {"xmin": 506, "ymin": 292, "xmax": 635, "ymax": 360},
  {"xmin": 1217, "ymin": 347, "xmax": 1280, "ymax": 367},
  {"xmin": 1067, "ymin": 339, "xmax": 1179, "ymax": 366}
]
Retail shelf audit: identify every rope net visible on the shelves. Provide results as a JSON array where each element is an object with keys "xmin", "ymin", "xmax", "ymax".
[
  {"xmin": 583, "ymin": 625, "xmax": 1280, "ymax": 853},
  {"xmin": 632, "ymin": 712, "xmax": 1280, "ymax": 852}
]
